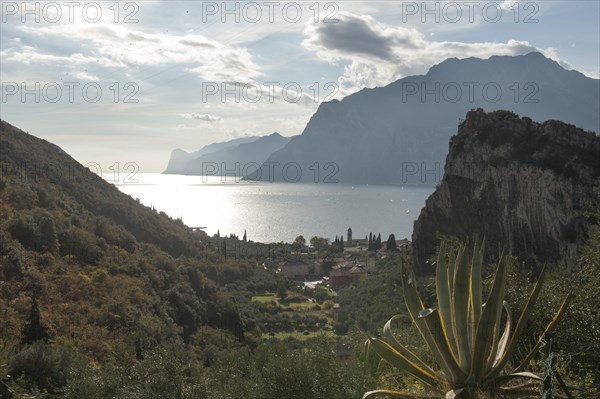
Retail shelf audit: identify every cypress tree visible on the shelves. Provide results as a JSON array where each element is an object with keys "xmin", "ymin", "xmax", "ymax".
[
  {"xmin": 21, "ymin": 296, "xmax": 49, "ymax": 345},
  {"xmin": 387, "ymin": 234, "xmax": 398, "ymax": 251}
]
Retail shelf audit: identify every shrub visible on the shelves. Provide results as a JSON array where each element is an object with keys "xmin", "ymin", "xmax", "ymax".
[
  {"xmin": 91, "ymin": 268, "xmax": 109, "ymax": 284},
  {"xmin": 58, "ymin": 227, "xmax": 102, "ymax": 264},
  {"xmin": 37, "ymin": 215, "xmax": 58, "ymax": 254},
  {"xmin": 8, "ymin": 214, "xmax": 38, "ymax": 250},
  {"xmin": 8, "ymin": 342, "xmax": 74, "ymax": 394}
]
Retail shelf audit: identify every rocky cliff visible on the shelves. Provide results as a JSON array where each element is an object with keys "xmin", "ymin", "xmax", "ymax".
[{"xmin": 412, "ymin": 109, "xmax": 600, "ymax": 273}]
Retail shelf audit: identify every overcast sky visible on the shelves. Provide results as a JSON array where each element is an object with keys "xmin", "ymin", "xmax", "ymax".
[{"xmin": 1, "ymin": 0, "xmax": 599, "ymax": 172}]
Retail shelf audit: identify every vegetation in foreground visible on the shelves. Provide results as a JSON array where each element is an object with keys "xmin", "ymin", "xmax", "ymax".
[
  {"xmin": 0, "ymin": 120, "xmax": 599, "ymax": 398},
  {"xmin": 365, "ymin": 241, "xmax": 572, "ymax": 399}
]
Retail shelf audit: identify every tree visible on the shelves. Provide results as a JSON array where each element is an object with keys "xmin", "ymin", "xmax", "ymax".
[
  {"xmin": 310, "ymin": 236, "xmax": 329, "ymax": 252},
  {"xmin": 339, "ymin": 236, "xmax": 344, "ymax": 251},
  {"xmin": 1, "ymin": 248, "xmax": 22, "ymax": 280},
  {"xmin": 276, "ymin": 281, "xmax": 287, "ymax": 300},
  {"xmin": 38, "ymin": 215, "xmax": 58, "ymax": 254},
  {"xmin": 376, "ymin": 233, "xmax": 382, "ymax": 250},
  {"xmin": 221, "ymin": 240, "xmax": 227, "ymax": 258},
  {"xmin": 292, "ymin": 235, "xmax": 307, "ymax": 253},
  {"xmin": 386, "ymin": 234, "xmax": 398, "ymax": 251},
  {"xmin": 243, "ymin": 230, "xmax": 247, "ymax": 242},
  {"xmin": 21, "ymin": 296, "xmax": 50, "ymax": 345}
]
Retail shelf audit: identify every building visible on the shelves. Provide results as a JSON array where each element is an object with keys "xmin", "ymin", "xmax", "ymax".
[
  {"xmin": 347, "ymin": 227, "xmax": 353, "ymax": 246},
  {"xmin": 329, "ymin": 261, "xmax": 367, "ymax": 290},
  {"xmin": 280, "ymin": 261, "xmax": 321, "ymax": 278}
]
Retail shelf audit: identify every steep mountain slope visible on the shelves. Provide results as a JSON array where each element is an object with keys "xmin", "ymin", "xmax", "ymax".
[
  {"xmin": 412, "ymin": 109, "xmax": 600, "ymax": 273},
  {"xmin": 248, "ymin": 52, "xmax": 599, "ymax": 185},
  {"xmin": 0, "ymin": 119, "xmax": 246, "ymax": 358},
  {"xmin": 183, "ymin": 133, "xmax": 291, "ymax": 176},
  {"xmin": 163, "ymin": 136, "xmax": 259, "ymax": 174},
  {"xmin": 0, "ymin": 120, "xmax": 204, "ymax": 257}
]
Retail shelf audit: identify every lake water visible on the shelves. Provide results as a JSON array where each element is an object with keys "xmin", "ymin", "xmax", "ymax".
[{"xmin": 103, "ymin": 173, "xmax": 434, "ymax": 244}]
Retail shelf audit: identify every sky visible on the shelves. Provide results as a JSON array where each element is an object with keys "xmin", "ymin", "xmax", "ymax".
[{"xmin": 1, "ymin": 0, "xmax": 599, "ymax": 172}]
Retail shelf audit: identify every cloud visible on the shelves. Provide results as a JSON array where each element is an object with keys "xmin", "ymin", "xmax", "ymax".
[
  {"xmin": 499, "ymin": 0, "xmax": 520, "ymax": 10},
  {"xmin": 8, "ymin": 19, "xmax": 262, "ymax": 82},
  {"xmin": 308, "ymin": 14, "xmax": 398, "ymax": 60},
  {"xmin": 303, "ymin": 12, "xmax": 566, "ymax": 95},
  {"xmin": 180, "ymin": 113, "xmax": 222, "ymax": 122},
  {"xmin": 74, "ymin": 71, "xmax": 99, "ymax": 81},
  {"xmin": 0, "ymin": 45, "xmax": 114, "ymax": 66}
]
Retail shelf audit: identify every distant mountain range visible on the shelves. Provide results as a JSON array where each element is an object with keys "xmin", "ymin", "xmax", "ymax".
[
  {"xmin": 163, "ymin": 133, "xmax": 291, "ymax": 176},
  {"xmin": 244, "ymin": 52, "xmax": 599, "ymax": 185}
]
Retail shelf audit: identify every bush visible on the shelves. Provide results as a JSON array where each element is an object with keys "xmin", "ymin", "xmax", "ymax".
[
  {"xmin": 8, "ymin": 342, "xmax": 75, "ymax": 394},
  {"xmin": 63, "ymin": 345, "xmax": 204, "ymax": 399},
  {"xmin": 1, "ymin": 248, "xmax": 22, "ymax": 280},
  {"xmin": 37, "ymin": 214, "xmax": 58, "ymax": 253},
  {"xmin": 8, "ymin": 214, "xmax": 38, "ymax": 250},
  {"xmin": 58, "ymin": 227, "xmax": 102, "ymax": 264},
  {"xmin": 6, "ymin": 185, "xmax": 38, "ymax": 209},
  {"xmin": 91, "ymin": 268, "xmax": 109, "ymax": 284},
  {"xmin": 95, "ymin": 217, "xmax": 136, "ymax": 253}
]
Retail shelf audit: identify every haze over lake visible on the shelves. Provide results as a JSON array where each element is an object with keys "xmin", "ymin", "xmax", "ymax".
[{"xmin": 104, "ymin": 173, "xmax": 433, "ymax": 243}]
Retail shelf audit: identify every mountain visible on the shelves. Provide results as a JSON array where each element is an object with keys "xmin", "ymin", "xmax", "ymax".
[
  {"xmin": 0, "ymin": 121, "xmax": 207, "ymax": 257},
  {"xmin": 0, "ymin": 118, "xmax": 251, "ymax": 355},
  {"xmin": 182, "ymin": 133, "xmax": 291, "ymax": 177},
  {"xmin": 412, "ymin": 109, "xmax": 600, "ymax": 274},
  {"xmin": 163, "ymin": 136, "xmax": 259, "ymax": 174},
  {"xmin": 246, "ymin": 52, "xmax": 600, "ymax": 185}
]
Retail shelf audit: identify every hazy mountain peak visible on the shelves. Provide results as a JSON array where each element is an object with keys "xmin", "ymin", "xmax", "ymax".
[{"xmin": 249, "ymin": 53, "xmax": 599, "ymax": 185}]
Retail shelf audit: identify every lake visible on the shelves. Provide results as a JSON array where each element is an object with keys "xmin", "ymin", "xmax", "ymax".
[{"xmin": 104, "ymin": 173, "xmax": 434, "ymax": 244}]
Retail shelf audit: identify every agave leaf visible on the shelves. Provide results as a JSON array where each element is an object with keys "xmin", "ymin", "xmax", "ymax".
[
  {"xmin": 512, "ymin": 291, "xmax": 575, "ymax": 373},
  {"xmin": 451, "ymin": 244, "xmax": 472, "ymax": 370},
  {"xmin": 470, "ymin": 238, "xmax": 485, "ymax": 349},
  {"xmin": 383, "ymin": 315, "xmax": 437, "ymax": 374},
  {"xmin": 363, "ymin": 390, "xmax": 439, "ymax": 399},
  {"xmin": 499, "ymin": 381, "xmax": 540, "ymax": 392},
  {"xmin": 487, "ymin": 268, "xmax": 547, "ymax": 378},
  {"xmin": 485, "ymin": 300, "xmax": 511, "ymax": 374},
  {"xmin": 436, "ymin": 241, "xmax": 458, "ymax": 357},
  {"xmin": 400, "ymin": 261, "xmax": 465, "ymax": 382},
  {"xmin": 495, "ymin": 371, "xmax": 543, "ymax": 384},
  {"xmin": 498, "ymin": 389, "xmax": 542, "ymax": 398},
  {"xmin": 447, "ymin": 250, "xmax": 457, "ymax": 298},
  {"xmin": 445, "ymin": 388, "xmax": 464, "ymax": 399},
  {"xmin": 418, "ymin": 308, "xmax": 467, "ymax": 384},
  {"xmin": 489, "ymin": 301, "xmax": 512, "ymax": 370},
  {"xmin": 471, "ymin": 253, "xmax": 508, "ymax": 380},
  {"xmin": 367, "ymin": 338, "xmax": 441, "ymax": 388}
]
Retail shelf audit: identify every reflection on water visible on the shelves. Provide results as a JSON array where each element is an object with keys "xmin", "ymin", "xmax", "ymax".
[{"xmin": 104, "ymin": 173, "xmax": 434, "ymax": 243}]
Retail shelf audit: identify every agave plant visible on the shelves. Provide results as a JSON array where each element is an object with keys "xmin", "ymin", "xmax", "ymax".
[{"xmin": 364, "ymin": 241, "xmax": 573, "ymax": 399}]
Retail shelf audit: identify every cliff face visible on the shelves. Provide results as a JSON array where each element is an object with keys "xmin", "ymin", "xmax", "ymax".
[{"xmin": 412, "ymin": 109, "xmax": 600, "ymax": 273}]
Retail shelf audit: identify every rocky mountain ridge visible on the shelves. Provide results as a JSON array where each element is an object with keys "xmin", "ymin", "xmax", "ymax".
[
  {"xmin": 412, "ymin": 109, "xmax": 600, "ymax": 273},
  {"xmin": 247, "ymin": 52, "xmax": 599, "ymax": 185}
]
